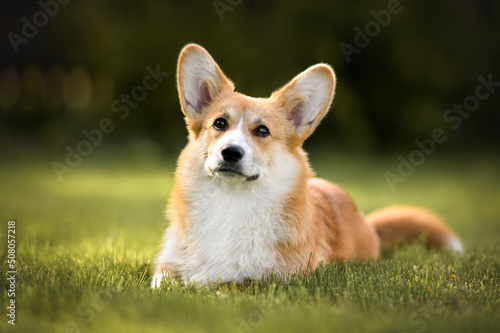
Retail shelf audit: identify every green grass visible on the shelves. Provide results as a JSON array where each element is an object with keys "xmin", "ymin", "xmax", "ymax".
[{"xmin": 1, "ymin": 151, "xmax": 499, "ymax": 332}]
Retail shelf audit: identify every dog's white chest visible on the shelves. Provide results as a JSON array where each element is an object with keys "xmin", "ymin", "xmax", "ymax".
[
  {"xmin": 182, "ymin": 180, "xmax": 287, "ymax": 283},
  {"xmin": 153, "ymin": 147, "xmax": 301, "ymax": 285}
]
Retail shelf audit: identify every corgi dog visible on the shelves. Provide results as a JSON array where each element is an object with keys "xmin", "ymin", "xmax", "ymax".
[{"xmin": 151, "ymin": 44, "xmax": 463, "ymax": 287}]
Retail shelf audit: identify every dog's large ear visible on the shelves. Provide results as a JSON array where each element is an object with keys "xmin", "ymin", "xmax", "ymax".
[
  {"xmin": 177, "ymin": 44, "xmax": 234, "ymax": 120},
  {"xmin": 272, "ymin": 64, "xmax": 335, "ymax": 142}
]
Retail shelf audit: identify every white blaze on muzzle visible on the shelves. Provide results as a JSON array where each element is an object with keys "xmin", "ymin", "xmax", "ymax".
[{"xmin": 205, "ymin": 118, "xmax": 258, "ymax": 181}]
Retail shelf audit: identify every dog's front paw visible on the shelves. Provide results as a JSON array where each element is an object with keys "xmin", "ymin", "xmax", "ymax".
[
  {"xmin": 151, "ymin": 264, "xmax": 175, "ymax": 289},
  {"xmin": 150, "ymin": 273, "xmax": 165, "ymax": 289}
]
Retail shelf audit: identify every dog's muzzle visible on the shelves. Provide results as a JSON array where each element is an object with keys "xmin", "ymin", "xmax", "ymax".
[{"xmin": 210, "ymin": 145, "xmax": 259, "ymax": 181}]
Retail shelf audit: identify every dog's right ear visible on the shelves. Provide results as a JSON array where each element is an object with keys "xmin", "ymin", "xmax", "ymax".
[{"xmin": 177, "ymin": 44, "xmax": 234, "ymax": 120}]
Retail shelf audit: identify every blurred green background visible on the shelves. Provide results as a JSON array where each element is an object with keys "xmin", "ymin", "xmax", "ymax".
[{"xmin": 1, "ymin": 0, "xmax": 499, "ymax": 157}]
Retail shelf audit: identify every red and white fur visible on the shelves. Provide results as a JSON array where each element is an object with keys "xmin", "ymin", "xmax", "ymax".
[{"xmin": 151, "ymin": 44, "xmax": 462, "ymax": 287}]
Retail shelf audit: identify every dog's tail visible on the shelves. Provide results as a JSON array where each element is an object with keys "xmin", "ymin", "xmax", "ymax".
[{"xmin": 366, "ymin": 206, "xmax": 463, "ymax": 252}]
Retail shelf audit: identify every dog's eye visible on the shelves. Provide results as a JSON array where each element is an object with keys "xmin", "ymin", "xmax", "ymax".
[
  {"xmin": 213, "ymin": 118, "xmax": 228, "ymax": 131},
  {"xmin": 254, "ymin": 125, "xmax": 270, "ymax": 138}
]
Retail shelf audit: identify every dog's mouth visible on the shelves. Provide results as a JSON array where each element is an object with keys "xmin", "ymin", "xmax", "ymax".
[{"xmin": 210, "ymin": 167, "xmax": 259, "ymax": 182}]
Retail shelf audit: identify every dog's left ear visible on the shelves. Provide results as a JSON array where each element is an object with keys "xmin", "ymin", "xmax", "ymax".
[
  {"xmin": 177, "ymin": 44, "xmax": 234, "ymax": 121},
  {"xmin": 272, "ymin": 64, "xmax": 336, "ymax": 142}
]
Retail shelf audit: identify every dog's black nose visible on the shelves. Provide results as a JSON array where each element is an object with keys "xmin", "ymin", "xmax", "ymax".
[{"xmin": 221, "ymin": 146, "xmax": 244, "ymax": 163}]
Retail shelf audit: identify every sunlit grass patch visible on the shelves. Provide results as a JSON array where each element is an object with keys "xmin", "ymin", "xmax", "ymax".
[{"xmin": 1, "ymin": 152, "xmax": 499, "ymax": 332}]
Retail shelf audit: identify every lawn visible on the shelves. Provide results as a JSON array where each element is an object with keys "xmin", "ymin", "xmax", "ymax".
[{"xmin": 1, "ymin": 150, "xmax": 499, "ymax": 333}]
